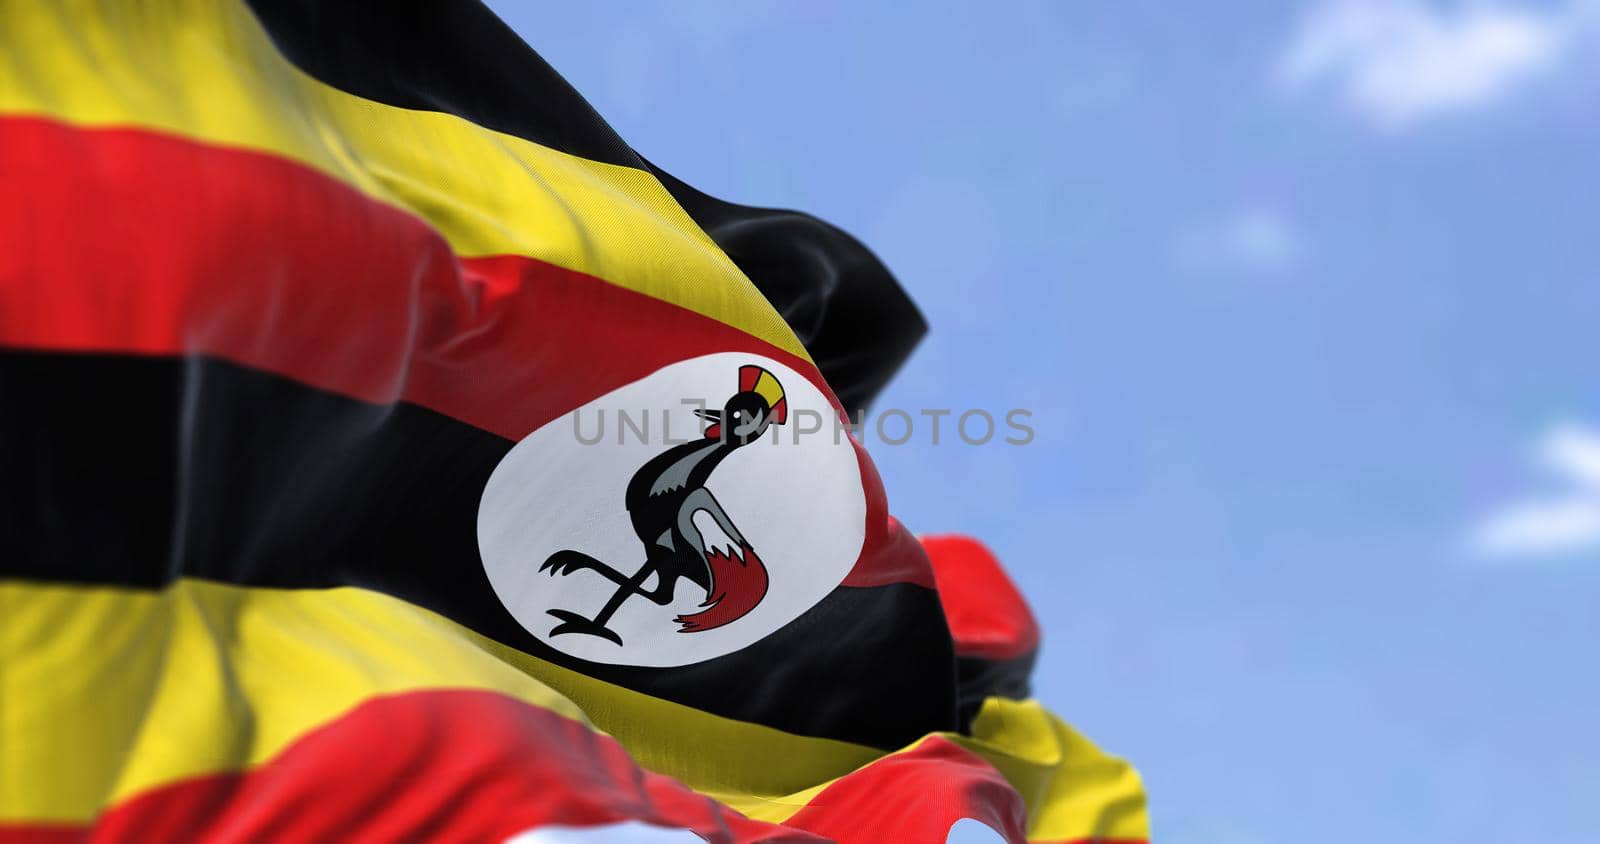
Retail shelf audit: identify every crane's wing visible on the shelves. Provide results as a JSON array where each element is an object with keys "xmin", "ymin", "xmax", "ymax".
[
  {"xmin": 690, "ymin": 508, "xmax": 745, "ymax": 567},
  {"xmin": 679, "ymin": 510, "xmax": 769, "ymax": 633}
]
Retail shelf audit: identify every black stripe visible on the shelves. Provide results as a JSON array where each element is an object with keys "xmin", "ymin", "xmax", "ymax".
[
  {"xmin": 241, "ymin": 0, "xmax": 640, "ymax": 168},
  {"xmin": 241, "ymin": 0, "xmax": 926, "ymax": 414},
  {"xmin": 955, "ymin": 651, "xmax": 1038, "ymax": 725},
  {"xmin": 0, "ymin": 351, "xmax": 958, "ymax": 748},
  {"xmin": 646, "ymin": 164, "xmax": 928, "ymax": 415}
]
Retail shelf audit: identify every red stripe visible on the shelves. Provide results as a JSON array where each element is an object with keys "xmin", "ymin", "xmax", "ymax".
[
  {"xmin": 0, "ymin": 690, "xmax": 806, "ymax": 844},
  {"xmin": 0, "ymin": 828, "xmax": 78, "ymax": 844},
  {"xmin": 783, "ymin": 736, "xmax": 1029, "ymax": 843},
  {"xmin": 0, "ymin": 116, "xmax": 803, "ymax": 441},
  {"xmin": 0, "ymin": 116, "xmax": 934, "ymax": 591},
  {"xmin": 0, "ymin": 691, "xmax": 1087, "ymax": 843},
  {"xmin": 0, "ymin": 690, "xmax": 1088, "ymax": 837},
  {"xmin": 920, "ymin": 536, "xmax": 1040, "ymax": 660}
]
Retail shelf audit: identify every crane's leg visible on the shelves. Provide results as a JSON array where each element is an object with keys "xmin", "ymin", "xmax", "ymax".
[
  {"xmin": 539, "ymin": 550, "xmax": 632, "ymax": 585},
  {"xmin": 546, "ymin": 557, "xmax": 681, "ymax": 645}
]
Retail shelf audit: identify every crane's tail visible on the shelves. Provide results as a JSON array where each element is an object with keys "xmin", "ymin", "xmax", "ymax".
[{"xmin": 675, "ymin": 544, "xmax": 769, "ymax": 633}]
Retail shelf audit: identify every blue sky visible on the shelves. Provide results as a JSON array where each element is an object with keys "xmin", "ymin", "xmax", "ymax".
[{"xmin": 495, "ymin": 3, "xmax": 1600, "ymax": 840}]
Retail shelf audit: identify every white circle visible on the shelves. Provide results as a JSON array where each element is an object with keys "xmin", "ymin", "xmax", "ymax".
[{"xmin": 477, "ymin": 353, "xmax": 866, "ymax": 667}]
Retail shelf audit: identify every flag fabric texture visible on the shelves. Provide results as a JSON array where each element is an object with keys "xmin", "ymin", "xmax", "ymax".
[{"xmin": 0, "ymin": 2, "xmax": 1148, "ymax": 842}]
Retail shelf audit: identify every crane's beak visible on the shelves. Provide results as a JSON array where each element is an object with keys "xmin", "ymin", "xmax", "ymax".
[{"xmin": 694, "ymin": 408, "xmax": 722, "ymax": 440}]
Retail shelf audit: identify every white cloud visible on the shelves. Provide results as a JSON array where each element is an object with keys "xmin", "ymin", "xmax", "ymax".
[
  {"xmin": 1542, "ymin": 422, "xmax": 1600, "ymax": 487},
  {"xmin": 1175, "ymin": 208, "xmax": 1301, "ymax": 275},
  {"xmin": 1279, "ymin": 0, "xmax": 1598, "ymax": 129},
  {"xmin": 1471, "ymin": 422, "xmax": 1600, "ymax": 559}
]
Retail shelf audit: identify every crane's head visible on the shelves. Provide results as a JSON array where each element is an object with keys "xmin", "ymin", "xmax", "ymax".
[{"xmin": 696, "ymin": 364, "xmax": 788, "ymax": 446}]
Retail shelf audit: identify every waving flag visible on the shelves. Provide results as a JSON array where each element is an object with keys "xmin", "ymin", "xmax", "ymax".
[{"xmin": 0, "ymin": 2, "xmax": 1147, "ymax": 842}]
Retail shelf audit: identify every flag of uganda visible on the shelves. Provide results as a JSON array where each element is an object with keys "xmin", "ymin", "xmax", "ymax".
[{"xmin": 0, "ymin": 2, "xmax": 1149, "ymax": 842}]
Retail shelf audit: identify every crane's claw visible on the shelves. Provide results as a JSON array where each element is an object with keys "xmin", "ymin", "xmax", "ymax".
[
  {"xmin": 540, "ymin": 551, "xmax": 590, "ymax": 577},
  {"xmin": 546, "ymin": 609, "xmax": 624, "ymax": 645}
]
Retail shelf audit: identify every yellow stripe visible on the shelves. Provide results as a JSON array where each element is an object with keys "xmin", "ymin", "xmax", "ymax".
[
  {"xmin": 957, "ymin": 698, "xmax": 1150, "ymax": 841},
  {"xmin": 0, "ymin": 579, "xmax": 872, "ymax": 822},
  {"xmin": 0, "ymin": 579, "xmax": 1144, "ymax": 841},
  {"xmin": 740, "ymin": 699, "xmax": 1151, "ymax": 840},
  {"xmin": 0, "ymin": 0, "xmax": 807, "ymax": 360}
]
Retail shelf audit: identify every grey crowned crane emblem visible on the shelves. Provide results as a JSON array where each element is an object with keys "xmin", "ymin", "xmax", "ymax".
[{"xmin": 538, "ymin": 364, "xmax": 788, "ymax": 645}]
